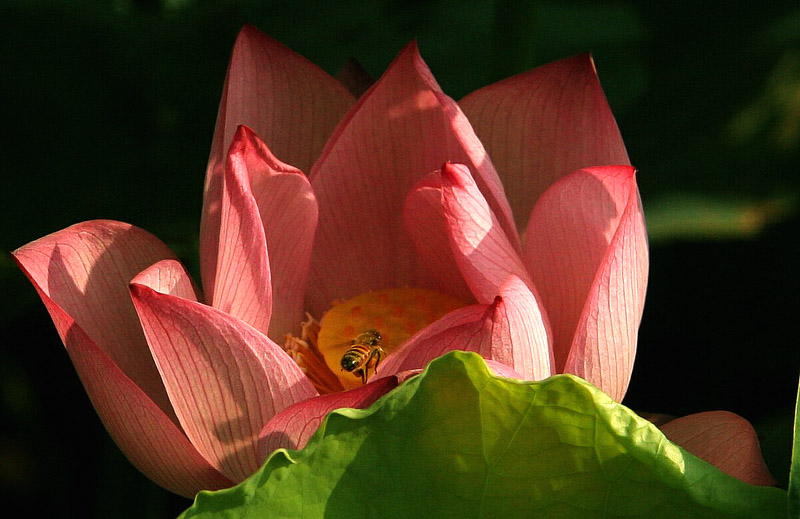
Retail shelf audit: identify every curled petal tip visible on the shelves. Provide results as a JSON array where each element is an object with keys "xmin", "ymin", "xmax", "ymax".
[{"xmin": 439, "ymin": 162, "xmax": 471, "ymax": 187}]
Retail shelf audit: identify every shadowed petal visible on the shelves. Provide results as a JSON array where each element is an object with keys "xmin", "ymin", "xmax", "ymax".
[
  {"xmin": 132, "ymin": 259, "xmax": 202, "ymax": 302},
  {"xmin": 460, "ymin": 53, "xmax": 629, "ymax": 229},
  {"xmin": 335, "ymin": 58, "xmax": 375, "ymax": 98},
  {"xmin": 37, "ymin": 299, "xmax": 232, "ymax": 497},
  {"xmin": 524, "ymin": 166, "xmax": 647, "ymax": 401},
  {"xmin": 308, "ymin": 42, "xmax": 516, "ymax": 314},
  {"xmin": 259, "ymin": 376, "xmax": 398, "ymax": 454},
  {"xmin": 228, "ymin": 126, "xmax": 318, "ymax": 340},
  {"xmin": 201, "ymin": 25, "xmax": 354, "ymax": 303},
  {"xmin": 440, "ymin": 163, "xmax": 530, "ymax": 304},
  {"xmin": 403, "ymin": 171, "xmax": 473, "ymax": 301},
  {"xmin": 12, "ymin": 220, "xmax": 176, "ymax": 415},
  {"xmin": 661, "ymin": 411, "xmax": 777, "ymax": 486},
  {"xmin": 379, "ymin": 275, "xmax": 550, "ymax": 381},
  {"xmin": 130, "ymin": 284, "xmax": 317, "ymax": 482}
]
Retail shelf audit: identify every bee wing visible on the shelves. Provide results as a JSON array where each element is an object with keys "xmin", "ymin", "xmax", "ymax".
[{"xmin": 330, "ymin": 338, "xmax": 356, "ymax": 349}]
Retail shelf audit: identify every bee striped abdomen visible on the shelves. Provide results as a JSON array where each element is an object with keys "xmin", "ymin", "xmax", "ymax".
[
  {"xmin": 340, "ymin": 329, "xmax": 385, "ymax": 384},
  {"xmin": 341, "ymin": 344, "xmax": 373, "ymax": 371}
]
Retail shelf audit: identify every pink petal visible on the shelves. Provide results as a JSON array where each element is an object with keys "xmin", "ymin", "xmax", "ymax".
[
  {"xmin": 210, "ymin": 127, "xmax": 274, "ymax": 336},
  {"xmin": 394, "ymin": 369, "xmax": 424, "ymax": 384},
  {"xmin": 130, "ymin": 284, "xmax": 317, "ymax": 482},
  {"xmin": 440, "ymin": 163, "xmax": 531, "ymax": 304},
  {"xmin": 524, "ymin": 166, "xmax": 647, "ymax": 401},
  {"xmin": 259, "ymin": 376, "xmax": 398, "ymax": 454},
  {"xmin": 495, "ymin": 275, "xmax": 553, "ymax": 380},
  {"xmin": 131, "ymin": 259, "xmax": 202, "ymax": 302},
  {"xmin": 307, "ymin": 42, "xmax": 517, "ymax": 314},
  {"xmin": 229, "ymin": 126, "xmax": 318, "ymax": 340},
  {"xmin": 201, "ymin": 25, "xmax": 354, "ymax": 303},
  {"xmin": 403, "ymin": 171, "xmax": 473, "ymax": 301},
  {"xmin": 38, "ymin": 299, "xmax": 232, "ymax": 497},
  {"xmin": 379, "ymin": 275, "xmax": 551, "ymax": 381},
  {"xmin": 524, "ymin": 166, "xmax": 631, "ymax": 370},
  {"xmin": 660, "ymin": 411, "xmax": 777, "ymax": 486},
  {"xmin": 484, "ymin": 359, "xmax": 524, "ymax": 379},
  {"xmin": 460, "ymin": 53, "xmax": 629, "ymax": 229},
  {"xmin": 12, "ymin": 220, "xmax": 176, "ymax": 415}
]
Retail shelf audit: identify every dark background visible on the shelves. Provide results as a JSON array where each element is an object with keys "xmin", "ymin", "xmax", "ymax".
[{"xmin": 2, "ymin": 1, "xmax": 798, "ymax": 516}]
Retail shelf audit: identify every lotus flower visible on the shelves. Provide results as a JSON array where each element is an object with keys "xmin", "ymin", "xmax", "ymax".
[{"xmin": 13, "ymin": 25, "xmax": 774, "ymax": 498}]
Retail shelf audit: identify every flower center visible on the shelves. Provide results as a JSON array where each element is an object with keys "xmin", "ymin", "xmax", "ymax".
[
  {"xmin": 318, "ymin": 287, "xmax": 465, "ymax": 390},
  {"xmin": 284, "ymin": 287, "xmax": 464, "ymax": 394}
]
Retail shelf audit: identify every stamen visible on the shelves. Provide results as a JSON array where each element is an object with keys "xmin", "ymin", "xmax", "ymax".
[{"xmin": 283, "ymin": 314, "xmax": 344, "ymax": 394}]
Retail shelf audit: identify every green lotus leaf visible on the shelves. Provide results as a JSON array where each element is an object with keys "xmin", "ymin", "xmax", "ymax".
[
  {"xmin": 788, "ymin": 376, "xmax": 800, "ymax": 517},
  {"xmin": 180, "ymin": 352, "xmax": 786, "ymax": 518}
]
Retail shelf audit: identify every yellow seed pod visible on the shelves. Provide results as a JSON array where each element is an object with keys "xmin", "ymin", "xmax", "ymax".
[{"xmin": 318, "ymin": 287, "xmax": 465, "ymax": 389}]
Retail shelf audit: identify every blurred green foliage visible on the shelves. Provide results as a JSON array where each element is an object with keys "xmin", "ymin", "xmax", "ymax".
[{"xmin": 1, "ymin": 0, "xmax": 798, "ymax": 517}]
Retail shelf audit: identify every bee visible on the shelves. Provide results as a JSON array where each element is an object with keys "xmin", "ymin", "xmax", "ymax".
[{"xmin": 340, "ymin": 329, "xmax": 386, "ymax": 384}]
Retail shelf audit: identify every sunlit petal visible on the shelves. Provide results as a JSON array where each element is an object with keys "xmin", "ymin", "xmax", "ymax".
[
  {"xmin": 13, "ymin": 220, "xmax": 176, "ymax": 414},
  {"xmin": 440, "ymin": 163, "xmax": 529, "ymax": 304},
  {"xmin": 308, "ymin": 42, "xmax": 516, "ymax": 314},
  {"xmin": 460, "ymin": 53, "xmax": 629, "ymax": 229},
  {"xmin": 403, "ymin": 171, "xmax": 473, "ymax": 301},
  {"xmin": 130, "ymin": 284, "xmax": 317, "ymax": 482},
  {"xmin": 39, "ymin": 299, "xmax": 231, "ymax": 497},
  {"xmin": 524, "ymin": 166, "xmax": 647, "ymax": 400},
  {"xmin": 201, "ymin": 25, "xmax": 354, "ymax": 302},
  {"xmin": 132, "ymin": 259, "xmax": 202, "ymax": 302},
  {"xmin": 228, "ymin": 126, "xmax": 318, "ymax": 340},
  {"xmin": 211, "ymin": 127, "xmax": 276, "ymax": 336}
]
